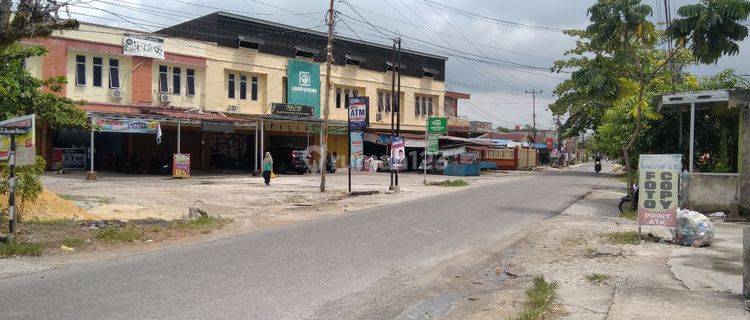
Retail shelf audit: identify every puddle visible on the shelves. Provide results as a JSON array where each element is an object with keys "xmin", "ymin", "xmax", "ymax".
[{"xmin": 397, "ymin": 293, "xmax": 458, "ymax": 320}]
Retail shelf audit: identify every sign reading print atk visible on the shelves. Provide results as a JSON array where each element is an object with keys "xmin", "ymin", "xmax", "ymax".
[{"xmin": 287, "ymin": 60, "xmax": 321, "ymax": 117}]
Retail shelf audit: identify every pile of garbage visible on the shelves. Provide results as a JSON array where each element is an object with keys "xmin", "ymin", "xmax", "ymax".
[{"xmin": 676, "ymin": 208, "xmax": 715, "ymax": 247}]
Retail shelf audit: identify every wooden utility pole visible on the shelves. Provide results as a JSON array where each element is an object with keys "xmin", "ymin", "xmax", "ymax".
[{"xmin": 320, "ymin": 0, "xmax": 335, "ymax": 193}]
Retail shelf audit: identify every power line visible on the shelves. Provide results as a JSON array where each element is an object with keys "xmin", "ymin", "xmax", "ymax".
[{"xmin": 412, "ymin": 0, "xmax": 565, "ymax": 33}]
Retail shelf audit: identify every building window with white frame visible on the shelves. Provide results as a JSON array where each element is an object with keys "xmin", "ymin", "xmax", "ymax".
[
  {"xmin": 227, "ymin": 73, "xmax": 236, "ymax": 99},
  {"xmin": 75, "ymin": 55, "xmax": 86, "ymax": 86},
  {"xmin": 239, "ymin": 75, "xmax": 247, "ymax": 100},
  {"xmin": 378, "ymin": 90, "xmax": 392, "ymax": 113},
  {"xmin": 414, "ymin": 94, "xmax": 434, "ymax": 116},
  {"xmin": 186, "ymin": 69, "xmax": 195, "ymax": 96},
  {"xmin": 336, "ymin": 87, "xmax": 359, "ymax": 109},
  {"xmin": 251, "ymin": 76, "xmax": 258, "ymax": 101},
  {"xmin": 109, "ymin": 59, "xmax": 120, "ymax": 89},
  {"xmin": 92, "ymin": 57, "xmax": 103, "ymax": 87},
  {"xmin": 173, "ymin": 67, "xmax": 181, "ymax": 95},
  {"xmin": 159, "ymin": 65, "xmax": 169, "ymax": 93}
]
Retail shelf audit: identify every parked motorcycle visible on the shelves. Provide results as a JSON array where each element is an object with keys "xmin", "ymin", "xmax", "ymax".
[{"xmin": 618, "ymin": 184, "xmax": 639, "ymax": 213}]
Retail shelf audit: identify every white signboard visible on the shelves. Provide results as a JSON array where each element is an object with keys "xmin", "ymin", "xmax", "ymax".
[{"xmin": 123, "ymin": 34, "xmax": 165, "ymax": 59}]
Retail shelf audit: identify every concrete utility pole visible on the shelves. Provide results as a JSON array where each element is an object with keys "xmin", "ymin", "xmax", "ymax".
[
  {"xmin": 320, "ymin": 0, "xmax": 335, "ymax": 193},
  {"xmin": 526, "ymin": 89, "xmax": 542, "ymax": 143}
]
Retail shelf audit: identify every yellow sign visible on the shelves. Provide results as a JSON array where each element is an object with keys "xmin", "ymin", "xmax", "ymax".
[
  {"xmin": 172, "ymin": 153, "xmax": 191, "ymax": 178},
  {"xmin": 0, "ymin": 115, "xmax": 36, "ymax": 166}
]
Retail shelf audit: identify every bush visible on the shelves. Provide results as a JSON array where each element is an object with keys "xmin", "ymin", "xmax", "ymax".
[{"xmin": 0, "ymin": 240, "xmax": 43, "ymax": 257}]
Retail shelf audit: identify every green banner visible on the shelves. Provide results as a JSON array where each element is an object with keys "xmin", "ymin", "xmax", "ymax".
[
  {"xmin": 287, "ymin": 59, "xmax": 321, "ymax": 117},
  {"xmin": 426, "ymin": 134, "xmax": 440, "ymax": 155},
  {"xmin": 427, "ymin": 116, "xmax": 447, "ymax": 134}
]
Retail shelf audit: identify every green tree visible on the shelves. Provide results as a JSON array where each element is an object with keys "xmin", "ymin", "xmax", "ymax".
[
  {"xmin": 670, "ymin": 0, "xmax": 750, "ymax": 64},
  {"xmin": 0, "ymin": 1, "xmax": 84, "ymax": 211},
  {"xmin": 553, "ymin": 0, "xmax": 749, "ymax": 192}
]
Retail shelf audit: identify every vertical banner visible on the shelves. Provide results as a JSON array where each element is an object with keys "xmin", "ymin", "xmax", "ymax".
[
  {"xmin": 287, "ymin": 59, "xmax": 321, "ymax": 117},
  {"xmin": 637, "ymin": 154, "xmax": 682, "ymax": 231},
  {"xmin": 390, "ymin": 137, "xmax": 406, "ymax": 171},
  {"xmin": 426, "ymin": 135, "xmax": 440, "ymax": 155},
  {"xmin": 348, "ymin": 97, "xmax": 369, "ymax": 130},
  {"xmin": 350, "ymin": 131, "xmax": 364, "ymax": 170},
  {"xmin": 173, "ymin": 153, "xmax": 191, "ymax": 178}
]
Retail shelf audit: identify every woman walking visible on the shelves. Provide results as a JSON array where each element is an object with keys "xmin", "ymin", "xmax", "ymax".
[{"xmin": 262, "ymin": 152, "xmax": 273, "ymax": 186}]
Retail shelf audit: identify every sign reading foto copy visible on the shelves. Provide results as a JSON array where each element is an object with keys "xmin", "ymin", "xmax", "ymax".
[{"xmin": 637, "ymin": 154, "xmax": 681, "ymax": 228}]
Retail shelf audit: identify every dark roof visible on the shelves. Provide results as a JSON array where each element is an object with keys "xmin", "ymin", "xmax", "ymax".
[{"xmin": 158, "ymin": 12, "xmax": 447, "ymax": 81}]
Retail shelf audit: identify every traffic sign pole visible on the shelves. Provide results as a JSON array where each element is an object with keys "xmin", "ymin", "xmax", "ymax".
[{"xmin": 7, "ymin": 135, "xmax": 16, "ymax": 242}]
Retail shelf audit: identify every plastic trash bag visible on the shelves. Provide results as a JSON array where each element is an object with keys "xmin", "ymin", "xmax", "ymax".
[{"xmin": 676, "ymin": 208, "xmax": 714, "ymax": 247}]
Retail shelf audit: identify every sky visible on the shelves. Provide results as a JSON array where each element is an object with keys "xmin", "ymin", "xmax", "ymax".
[{"xmin": 64, "ymin": 0, "xmax": 750, "ymax": 130}]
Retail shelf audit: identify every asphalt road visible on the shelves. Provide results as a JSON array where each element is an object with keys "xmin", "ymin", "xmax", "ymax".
[{"xmin": 0, "ymin": 165, "xmax": 608, "ymax": 319}]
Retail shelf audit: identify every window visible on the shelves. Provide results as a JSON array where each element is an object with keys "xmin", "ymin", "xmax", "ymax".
[
  {"xmin": 415, "ymin": 95, "xmax": 434, "ymax": 116},
  {"xmin": 75, "ymin": 55, "xmax": 86, "ymax": 86},
  {"xmin": 251, "ymin": 76, "xmax": 258, "ymax": 101},
  {"xmin": 239, "ymin": 75, "xmax": 247, "ymax": 100},
  {"xmin": 173, "ymin": 67, "xmax": 181, "ymax": 95},
  {"xmin": 282, "ymin": 77, "xmax": 288, "ymax": 103},
  {"xmin": 337, "ymin": 88, "xmax": 359, "ymax": 109},
  {"xmin": 109, "ymin": 59, "xmax": 120, "ymax": 89},
  {"xmin": 159, "ymin": 65, "xmax": 168, "ymax": 93},
  {"xmin": 415, "ymin": 96, "xmax": 421, "ymax": 116},
  {"xmin": 378, "ymin": 90, "xmax": 391, "ymax": 112},
  {"xmin": 186, "ymin": 69, "xmax": 195, "ymax": 96},
  {"xmin": 336, "ymin": 88, "xmax": 342, "ymax": 109},
  {"xmin": 92, "ymin": 57, "xmax": 102, "ymax": 87},
  {"xmin": 227, "ymin": 73, "xmax": 235, "ymax": 99}
]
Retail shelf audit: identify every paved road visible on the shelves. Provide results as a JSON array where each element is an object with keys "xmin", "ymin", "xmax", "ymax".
[{"xmin": 0, "ymin": 165, "xmax": 608, "ymax": 319}]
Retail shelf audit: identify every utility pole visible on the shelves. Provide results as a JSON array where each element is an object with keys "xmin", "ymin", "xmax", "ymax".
[
  {"xmin": 320, "ymin": 0, "xmax": 335, "ymax": 193},
  {"xmin": 394, "ymin": 39, "xmax": 396, "ymax": 190},
  {"xmin": 395, "ymin": 37, "xmax": 402, "ymax": 190},
  {"xmin": 525, "ymin": 89, "xmax": 542, "ymax": 143}
]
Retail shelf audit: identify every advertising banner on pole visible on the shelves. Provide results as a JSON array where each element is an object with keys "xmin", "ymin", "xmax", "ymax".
[
  {"xmin": 0, "ymin": 114, "xmax": 36, "ymax": 166},
  {"xmin": 638, "ymin": 154, "xmax": 682, "ymax": 228},
  {"xmin": 348, "ymin": 97, "xmax": 369, "ymax": 130},
  {"xmin": 426, "ymin": 134, "xmax": 440, "ymax": 155},
  {"xmin": 173, "ymin": 153, "xmax": 191, "ymax": 178},
  {"xmin": 390, "ymin": 137, "xmax": 406, "ymax": 170},
  {"xmin": 287, "ymin": 59, "xmax": 321, "ymax": 117},
  {"xmin": 350, "ymin": 131, "xmax": 364, "ymax": 170}
]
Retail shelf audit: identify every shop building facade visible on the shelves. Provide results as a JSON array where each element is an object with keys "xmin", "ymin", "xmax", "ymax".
[{"xmin": 23, "ymin": 11, "xmax": 449, "ymax": 173}]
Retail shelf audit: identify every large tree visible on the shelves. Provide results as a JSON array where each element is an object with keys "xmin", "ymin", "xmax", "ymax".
[{"xmin": 552, "ymin": 0, "xmax": 750, "ymax": 191}]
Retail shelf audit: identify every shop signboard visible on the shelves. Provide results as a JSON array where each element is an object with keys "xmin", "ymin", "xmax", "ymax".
[
  {"xmin": 270, "ymin": 103, "xmax": 315, "ymax": 119},
  {"xmin": 350, "ymin": 131, "xmax": 364, "ymax": 170},
  {"xmin": 52, "ymin": 148, "xmax": 87, "ymax": 170},
  {"xmin": 546, "ymin": 137, "xmax": 554, "ymax": 150},
  {"xmin": 348, "ymin": 97, "xmax": 369, "ymax": 130},
  {"xmin": 93, "ymin": 117, "xmax": 160, "ymax": 134},
  {"xmin": 173, "ymin": 153, "xmax": 191, "ymax": 178},
  {"xmin": 390, "ymin": 137, "xmax": 406, "ymax": 170},
  {"xmin": 426, "ymin": 135, "xmax": 440, "ymax": 155},
  {"xmin": 287, "ymin": 59, "xmax": 321, "ymax": 117},
  {"xmin": 427, "ymin": 117, "xmax": 447, "ymax": 135},
  {"xmin": 0, "ymin": 114, "xmax": 36, "ymax": 166},
  {"xmin": 638, "ymin": 154, "xmax": 681, "ymax": 229},
  {"xmin": 202, "ymin": 121, "xmax": 234, "ymax": 134},
  {"xmin": 123, "ymin": 34, "xmax": 164, "ymax": 59}
]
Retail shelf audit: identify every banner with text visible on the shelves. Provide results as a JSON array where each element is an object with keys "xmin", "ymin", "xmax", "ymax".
[
  {"xmin": 0, "ymin": 114, "xmax": 36, "ymax": 166},
  {"xmin": 287, "ymin": 59, "xmax": 321, "ymax": 117},
  {"xmin": 350, "ymin": 131, "xmax": 364, "ymax": 170},
  {"xmin": 637, "ymin": 154, "xmax": 681, "ymax": 228}
]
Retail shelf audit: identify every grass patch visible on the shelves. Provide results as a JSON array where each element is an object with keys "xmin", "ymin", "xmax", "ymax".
[
  {"xmin": 514, "ymin": 276, "xmax": 559, "ymax": 320},
  {"xmin": 0, "ymin": 241, "xmax": 43, "ymax": 257},
  {"xmin": 24, "ymin": 218, "xmax": 72, "ymax": 227},
  {"xmin": 620, "ymin": 210, "xmax": 637, "ymax": 220},
  {"xmin": 603, "ymin": 231, "xmax": 640, "ymax": 245},
  {"xmin": 425, "ymin": 179, "xmax": 469, "ymax": 187},
  {"xmin": 172, "ymin": 215, "xmax": 231, "ymax": 233},
  {"xmin": 95, "ymin": 225, "xmax": 143, "ymax": 243},
  {"xmin": 62, "ymin": 238, "xmax": 86, "ymax": 248},
  {"xmin": 585, "ymin": 273, "xmax": 609, "ymax": 284}
]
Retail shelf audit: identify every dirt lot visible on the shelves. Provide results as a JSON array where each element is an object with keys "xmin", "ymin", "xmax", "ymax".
[
  {"xmin": 42, "ymin": 170, "xmax": 534, "ymax": 231},
  {"xmin": 443, "ymin": 181, "xmax": 748, "ymax": 320}
]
